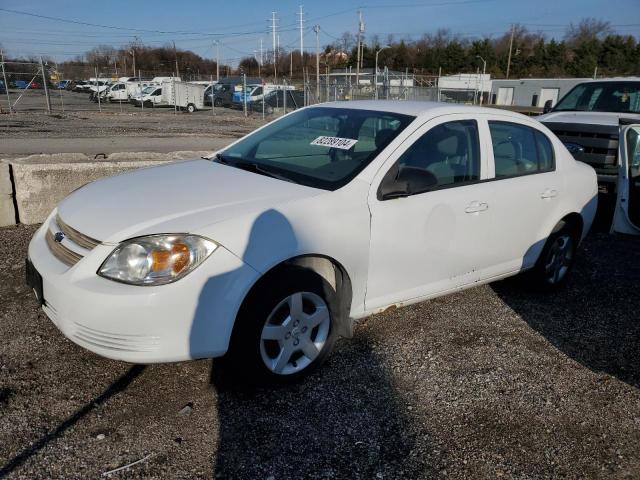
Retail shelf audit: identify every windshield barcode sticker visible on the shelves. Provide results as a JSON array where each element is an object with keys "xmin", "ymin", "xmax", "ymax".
[{"xmin": 310, "ymin": 136, "xmax": 358, "ymax": 150}]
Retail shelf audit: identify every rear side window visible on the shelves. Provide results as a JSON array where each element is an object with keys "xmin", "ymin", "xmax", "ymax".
[{"xmin": 489, "ymin": 121, "xmax": 555, "ymax": 178}]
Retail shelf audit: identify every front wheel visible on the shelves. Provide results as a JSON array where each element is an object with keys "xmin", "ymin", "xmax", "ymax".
[
  {"xmin": 214, "ymin": 98, "xmax": 223, "ymax": 107},
  {"xmin": 223, "ymin": 267, "xmax": 338, "ymax": 385}
]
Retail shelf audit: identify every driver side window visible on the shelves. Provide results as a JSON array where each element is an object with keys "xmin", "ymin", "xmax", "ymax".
[{"xmin": 394, "ymin": 119, "xmax": 481, "ymax": 192}]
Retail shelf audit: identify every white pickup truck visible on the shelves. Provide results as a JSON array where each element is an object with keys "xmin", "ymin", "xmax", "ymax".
[{"xmin": 537, "ymin": 78, "xmax": 640, "ymax": 234}]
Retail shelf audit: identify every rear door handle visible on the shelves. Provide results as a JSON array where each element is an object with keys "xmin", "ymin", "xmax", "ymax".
[
  {"xmin": 541, "ymin": 189, "xmax": 558, "ymax": 199},
  {"xmin": 465, "ymin": 201, "xmax": 489, "ymax": 214}
]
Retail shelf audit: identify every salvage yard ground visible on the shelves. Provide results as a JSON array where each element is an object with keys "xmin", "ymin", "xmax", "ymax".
[
  {"xmin": 1, "ymin": 103, "xmax": 639, "ymax": 478},
  {"xmin": 1, "ymin": 227, "xmax": 639, "ymax": 478},
  {"xmin": 0, "ymin": 90, "xmax": 266, "ymax": 157}
]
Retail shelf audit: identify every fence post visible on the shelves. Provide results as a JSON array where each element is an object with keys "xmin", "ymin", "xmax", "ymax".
[
  {"xmin": 40, "ymin": 56, "xmax": 51, "ymax": 113},
  {"xmin": 243, "ymin": 73, "xmax": 247, "ymax": 117},
  {"xmin": 283, "ymin": 78, "xmax": 287, "ymax": 116},
  {"xmin": 0, "ymin": 50, "xmax": 12, "ymax": 113}
]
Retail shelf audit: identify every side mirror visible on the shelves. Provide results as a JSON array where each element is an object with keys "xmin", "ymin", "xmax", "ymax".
[
  {"xmin": 379, "ymin": 166, "xmax": 438, "ymax": 200},
  {"xmin": 543, "ymin": 99, "xmax": 553, "ymax": 114}
]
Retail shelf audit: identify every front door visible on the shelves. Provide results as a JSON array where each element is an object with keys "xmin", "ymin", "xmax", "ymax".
[
  {"xmin": 612, "ymin": 124, "xmax": 640, "ymax": 235},
  {"xmin": 366, "ymin": 115, "xmax": 496, "ymax": 311}
]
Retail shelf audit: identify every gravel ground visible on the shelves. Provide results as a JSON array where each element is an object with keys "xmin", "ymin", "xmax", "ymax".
[
  {"xmin": 0, "ymin": 90, "xmax": 265, "ymax": 140},
  {"xmin": 0, "ymin": 219, "xmax": 639, "ymax": 478}
]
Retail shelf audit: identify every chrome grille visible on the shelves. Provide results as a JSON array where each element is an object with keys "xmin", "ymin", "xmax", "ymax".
[
  {"xmin": 46, "ymin": 229, "xmax": 83, "ymax": 266},
  {"xmin": 46, "ymin": 215, "xmax": 101, "ymax": 267},
  {"xmin": 55, "ymin": 214, "xmax": 100, "ymax": 250}
]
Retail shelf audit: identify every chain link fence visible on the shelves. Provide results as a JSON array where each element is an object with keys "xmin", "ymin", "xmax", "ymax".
[{"xmin": 1, "ymin": 58, "xmax": 490, "ymax": 117}]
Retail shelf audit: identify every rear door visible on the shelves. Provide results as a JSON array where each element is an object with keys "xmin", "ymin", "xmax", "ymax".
[
  {"xmin": 612, "ymin": 124, "xmax": 640, "ymax": 235},
  {"xmin": 481, "ymin": 116, "xmax": 564, "ymax": 276}
]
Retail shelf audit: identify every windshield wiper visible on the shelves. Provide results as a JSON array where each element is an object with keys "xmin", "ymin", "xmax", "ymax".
[
  {"xmin": 212, "ymin": 153, "xmax": 295, "ymax": 183},
  {"xmin": 232, "ymin": 161, "xmax": 295, "ymax": 183}
]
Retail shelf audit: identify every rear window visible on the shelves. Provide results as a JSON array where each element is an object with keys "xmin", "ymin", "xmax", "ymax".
[{"xmin": 489, "ymin": 121, "xmax": 555, "ymax": 178}]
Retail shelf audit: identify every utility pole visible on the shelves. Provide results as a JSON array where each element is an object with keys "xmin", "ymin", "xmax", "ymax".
[
  {"xmin": 1, "ymin": 50, "xmax": 12, "ymax": 113},
  {"xmin": 355, "ymin": 11, "xmax": 364, "ymax": 90},
  {"xmin": 272, "ymin": 12, "xmax": 278, "ymax": 82},
  {"xmin": 259, "ymin": 38, "xmax": 263, "ymax": 77},
  {"xmin": 299, "ymin": 5, "xmax": 305, "ymax": 70},
  {"xmin": 506, "ymin": 24, "xmax": 514, "ymax": 79},
  {"xmin": 173, "ymin": 41, "xmax": 180, "ymax": 79},
  {"xmin": 40, "ymin": 56, "xmax": 51, "ymax": 113},
  {"xmin": 215, "ymin": 41, "xmax": 220, "ymax": 81},
  {"xmin": 313, "ymin": 25, "xmax": 320, "ymax": 102}
]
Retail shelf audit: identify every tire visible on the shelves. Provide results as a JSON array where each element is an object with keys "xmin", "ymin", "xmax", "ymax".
[
  {"xmin": 223, "ymin": 266, "xmax": 339, "ymax": 386},
  {"xmin": 186, "ymin": 103, "xmax": 196, "ymax": 113},
  {"xmin": 214, "ymin": 98, "xmax": 223, "ymax": 107},
  {"xmin": 526, "ymin": 221, "xmax": 578, "ymax": 291}
]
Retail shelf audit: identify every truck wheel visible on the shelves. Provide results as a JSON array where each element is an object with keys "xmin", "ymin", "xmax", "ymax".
[
  {"xmin": 222, "ymin": 266, "xmax": 339, "ymax": 386},
  {"xmin": 214, "ymin": 98, "xmax": 223, "ymax": 107},
  {"xmin": 186, "ymin": 103, "xmax": 196, "ymax": 113}
]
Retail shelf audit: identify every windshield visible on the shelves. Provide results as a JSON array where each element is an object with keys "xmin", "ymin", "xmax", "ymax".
[
  {"xmin": 142, "ymin": 86, "xmax": 155, "ymax": 94},
  {"xmin": 553, "ymin": 81, "xmax": 640, "ymax": 113},
  {"xmin": 220, "ymin": 107, "xmax": 414, "ymax": 190}
]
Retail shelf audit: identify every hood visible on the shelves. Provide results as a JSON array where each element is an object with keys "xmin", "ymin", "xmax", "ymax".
[
  {"xmin": 537, "ymin": 110, "xmax": 640, "ymax": 126},
  {"xmin": 57, "ymin": 159, "xmax": 320, "ymax": 244}
]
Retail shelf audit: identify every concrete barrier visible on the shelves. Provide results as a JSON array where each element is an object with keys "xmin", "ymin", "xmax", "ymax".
[
  {"xmin": 0, "ymin": 162, "xmax": 16, "ymax": 226},
  {"xmin": 3, "ymin": 151, "xmax": 212, "ymax": 225}
]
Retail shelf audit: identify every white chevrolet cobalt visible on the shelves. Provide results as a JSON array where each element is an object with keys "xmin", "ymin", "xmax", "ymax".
[{"xmin": 27, "ymin": 101, "xmax": 598, "ymax": 383}]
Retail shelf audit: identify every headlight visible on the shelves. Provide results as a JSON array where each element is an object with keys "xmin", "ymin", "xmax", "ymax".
[{"xmin": 98, "ymin": 234, "xmax": 217, "ymax": 286}]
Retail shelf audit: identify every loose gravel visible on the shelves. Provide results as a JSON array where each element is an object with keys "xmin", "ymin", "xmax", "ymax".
[{"xmin": 1, "ymin": 224, "xmax": 639, "ymax": 479}]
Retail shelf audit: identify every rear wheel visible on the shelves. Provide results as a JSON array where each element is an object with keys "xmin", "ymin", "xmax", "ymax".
[
  {"xmin": 527, "ymin": 221, "xmax": 578, "ymax": 290},
  {"xmin": 223, "ymin": 267, "xmax": 338, "ymax": 385},
  {"xmin": 214, "ymin": 98, "xmax": 223, "ymax": 107},
  {"xmin": 186, "ymin": 103, "xmax": 196, "ymax": 113}
]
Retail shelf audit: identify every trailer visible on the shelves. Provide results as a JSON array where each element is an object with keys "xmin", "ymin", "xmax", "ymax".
[{"xmin": 163, "ymin": 80, "xmax": 205, "ymax": 113}]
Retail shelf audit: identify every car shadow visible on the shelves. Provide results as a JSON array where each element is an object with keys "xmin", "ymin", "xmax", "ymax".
[
  {"xmin": 491, "ymin": 232, "xmax": 640, "ymax": 389},
  {"xmin": 209, "ymin": 333, "xmax": 433, "ymax": 479},
  {"xmin": 188, "ymin": 208, "xmax": 434, "ymax": 478}
]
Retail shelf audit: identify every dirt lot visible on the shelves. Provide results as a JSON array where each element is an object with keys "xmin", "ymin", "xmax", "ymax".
[
  {"xmin": 1, "ymin": 221, "xmax": 639, "ymax": 479},
  {"xmin": 0, "ymin": 90, "xmax": 265, "ymax": 139}
]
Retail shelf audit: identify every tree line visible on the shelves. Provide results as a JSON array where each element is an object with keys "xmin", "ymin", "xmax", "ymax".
[{"xmin": 2, "ymin": 18, "xmax": 638, "ymax": 81}]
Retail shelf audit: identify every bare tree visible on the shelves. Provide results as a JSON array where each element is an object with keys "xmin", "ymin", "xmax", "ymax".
[{"xmin": 565, "ymin": 18, "xmax": 613, "ymax": 46}]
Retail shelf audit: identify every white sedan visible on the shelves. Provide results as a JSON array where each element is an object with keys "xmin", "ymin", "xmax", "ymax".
[{"xmin": 27, "ymin": 101, "xmax": 598, "ymax": 384}]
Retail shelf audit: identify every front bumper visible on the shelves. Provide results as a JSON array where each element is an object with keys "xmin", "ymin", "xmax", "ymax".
[{"xmin": 28, "ymin": 214, "xmax": 260, "ymax": 363}]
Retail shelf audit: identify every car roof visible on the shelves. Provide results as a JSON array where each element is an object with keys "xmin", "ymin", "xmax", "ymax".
[{"xmin": 318, "ymin": 100, "xmax": 528, "ymax": 121}]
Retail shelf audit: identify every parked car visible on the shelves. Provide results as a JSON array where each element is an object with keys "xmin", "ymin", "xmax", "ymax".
[
  {"xmin": 13, "ymin": 80, "xmax": 28, "ymax": 89},
  {"xmin": 249, "ymin": 89, "xmax": 306, "ymax": 114},
  {"xmin": 57, "ymin": 80, "xmax": 71, "ymax": 89},
  {"xmin": 28, "ymin": 81, "xmax": 42, "ymax": 89},
  {"xmin": 0, "ymin": 81, "xmax": 5, "ymax": 95},
  {"xmin": 27, "ymin": 102, "xmax": 599, "ymax": 385},
  {"xmin": 130, "ymin": 85, "xmax": 163, "ymax": 107},
  {"xmin": 537, "ymin": 78, "xmax": 640, "ymax": 192}
]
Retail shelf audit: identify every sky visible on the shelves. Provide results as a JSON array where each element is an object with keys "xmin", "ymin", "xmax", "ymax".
[{"xmin": 1, "ymin": 0, "xmax": 639, "ymax": 64}]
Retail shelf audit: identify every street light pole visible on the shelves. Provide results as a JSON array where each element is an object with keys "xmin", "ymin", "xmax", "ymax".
[
  {"xmin": 375, "ymin": 46, "xmax": 389, "ymax": 100},
  {"xmin": 476, "ymin": 55, "xmax": 486, "ymax": 105}
]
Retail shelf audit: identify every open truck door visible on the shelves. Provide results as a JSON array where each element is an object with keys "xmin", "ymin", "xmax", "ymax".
[{"xmin": 612, "ymin": 122, "xmax": 640, "ymax": 235}]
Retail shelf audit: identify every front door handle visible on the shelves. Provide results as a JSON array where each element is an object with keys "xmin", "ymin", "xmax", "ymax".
[
  {"xmin": 465, "ymin": 201, "xmax": 489, "ymax": 214},
  {"xmin": 541, "ymin": 189, "xmax": 558, "ymax": 199}
]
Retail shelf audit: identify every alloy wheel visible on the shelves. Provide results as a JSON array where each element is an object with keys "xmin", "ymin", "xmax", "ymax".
[
  {"xmin": 259, "ymin": 291, "xmax": 331, "ymax": 375},
  {"xmin": 544, "ymin": 234, "xmax": 574, "ymax": 284}
]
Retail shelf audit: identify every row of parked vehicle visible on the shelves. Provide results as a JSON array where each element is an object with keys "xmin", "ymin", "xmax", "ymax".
[{"xmin": 57, "ymin": 76, "xmax": 305, "ymax": 114}]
